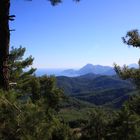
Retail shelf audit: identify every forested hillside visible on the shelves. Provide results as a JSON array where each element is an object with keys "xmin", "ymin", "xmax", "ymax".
[{"xmin": 56, "ymin": 73, "xmax": 135, "ymax": 107}]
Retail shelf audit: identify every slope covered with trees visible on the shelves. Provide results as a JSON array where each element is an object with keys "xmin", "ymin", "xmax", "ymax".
[{"xmin": 56, "ymin": 74, "xmax": 135, "ymax": 107}]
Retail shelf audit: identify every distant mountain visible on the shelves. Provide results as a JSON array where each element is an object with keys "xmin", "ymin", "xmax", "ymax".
[
  {"xmin": 78, "ymin": 64, "xmax": 115, "ymax": 75},
  {"xmin": 56, "ymin": 74, "xmax": 135, "ymax": 108},
  {"xmin": 36, "ymin": 63, "xmax": 139, "ymax": 77},
  {"xmin": 61, "ymin": 64, "xmax": 116, "ymax": 76},
  {"xmin": 78, "ymin": 64, "xmax": 95, "ymax": 75}
]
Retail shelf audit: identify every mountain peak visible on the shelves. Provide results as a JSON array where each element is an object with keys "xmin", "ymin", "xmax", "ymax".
[
  {"xmin": 81, "ymin": 64, "xmax": 95, "ymax": 69},
  {"xmin": 84, "ymin": 63, "xmax": 94, "ymax": 67},
  {"xmin": 79, "ymin": 64, "xmax": 94, "ymax": 74},
  {"xmin": 78, "ymin": 64, "xmax": 115, "ymax": 75}
]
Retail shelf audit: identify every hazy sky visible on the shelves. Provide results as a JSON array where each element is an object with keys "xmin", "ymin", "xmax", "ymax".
[{"xmin": 10, "ymin": 0, "xmax": 140, "ymax": 68}]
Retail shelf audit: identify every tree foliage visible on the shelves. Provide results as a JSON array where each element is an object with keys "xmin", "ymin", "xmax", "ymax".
[
  {"xmin": 114, "ymin": 30, "xmax": 140, "ymax": 91},
  {"xmin": 0, "ymin": 90, "xmax": 74, "ymax": 140},
  {"xmin": 9, "ymin": 46, "xmax": 36, "ymax": 90},
  {"xmin": 0, "ymin": 47, "xmax": 74, "ymax": 140},
  {"xmin": 48, "ymin": 0, "xmax": 80, "ymax": 5},
  {"xmin": 112, "ymin": 29, "xmax": 140, "ymax": 139},
  {"xmin": 122, "ymin": 29, "xmax": 140, "ymax": 47}
]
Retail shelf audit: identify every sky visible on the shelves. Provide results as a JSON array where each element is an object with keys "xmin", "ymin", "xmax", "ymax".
[{"xmin": 10, "ymin": 0, "xmax": 140, "ymax": 69}]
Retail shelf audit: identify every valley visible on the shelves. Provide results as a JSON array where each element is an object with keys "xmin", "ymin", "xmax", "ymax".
[{"xmin": 56, "ymin": 73, "xmax": 136, "ymax": 108}]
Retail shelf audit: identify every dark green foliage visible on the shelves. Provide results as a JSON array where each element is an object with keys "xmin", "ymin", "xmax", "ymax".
[
  {"xmin": 0, "ymin": 47, "xmax": 75, "ymax": 139},
  {"xmin": 114, "ymin": 62, "xmax": 140, "ymax": 91},
  {"xmin": 0, "ymin": 90, "xmax": 21, "ymax": 140},
  {"xmin": 0, "ymin": 84, "xmax": 72, "ymax": 140},
  {"xmin": 108, "ymin": 104, "xmax": 140, "ymax": 140},
  {"xmin": 30, "ymin": 77, "xmax": 41, "ymax": 102},
  {"xmin": 59, "ymin": 96, "xmax": 94, "ymax": 109},
  {"xmin": 78, "ymin": 105, "xmax": 140, "ymax": 140},
  {"xmin": 74, "ymin": 88, "xmax": 132, "ymax": 107},
  {"xmin": 81, "ymin": 108, "xmax": 111, "ymax": 140},
  {"xmin": 118, "ymin": 106, "xmax": 140, "ymax": 140},
  {"xmin": 39, "ymin": 76, "xmax": 64, "ymax": 110},
  {"xmin": 125, "ymin": 95, "xmax": 140, "ymax": 115},
  {"xmin": 109, "ymin": 29, "xmax": 140, "ymax": 140},
  {"xmin": 114, "ymin": 30, "xmax": 140, "ymax": 91},
  {"xmin": 57, "ymin": 74, "xmax": 134, "ymax": 107},
  {"xmin": 57, "ymin": 74, "xmax": 133, "ymax": 95},
  {"xmin": 9, "ymin": 46, "xmax": 36, "ymax": 91},
  {"xmin": 51, "ymin": 123, "xmax": 76, "ymax": 140}
]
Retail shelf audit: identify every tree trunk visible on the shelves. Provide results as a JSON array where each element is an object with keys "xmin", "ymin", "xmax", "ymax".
[{"xmin": 0, "ymin": 0, "xmax": 10, "ymax": 90}]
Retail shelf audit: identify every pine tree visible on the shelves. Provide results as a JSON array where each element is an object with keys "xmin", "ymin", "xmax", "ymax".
[
  {"xmin": 114, "ymin": 30, "xmax": 140, "ymax": 91},
  {"xmin": 81, "ymin": 108, "xmax": 110, "ymax": 140},
  {"xmin": 113, "ymin": 29, "xmax": 140, "ymax": 140},
  {"xmin": 8, "ymin": 46, "xmax": 36, "ymax": 91}
]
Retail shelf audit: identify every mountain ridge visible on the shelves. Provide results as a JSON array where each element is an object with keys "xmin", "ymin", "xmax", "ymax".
[
  {"xmin": 35, "ymin": 63, "xmax": 138, "ymax": 76},
  {"xmin": 56, "ymin": 73, "xmax": 135, "ymax": 108},
  {"xmin": 62, "ymin": 63, "xmax": 116, "ymax": 76}
]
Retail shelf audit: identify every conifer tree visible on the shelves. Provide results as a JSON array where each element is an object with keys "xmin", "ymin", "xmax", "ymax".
[
  {"xmin": 114, "ymin": 30, "xmax": 140, "ymax": 91},
  {"xmin": 8, "ymin": 46, "xmax": 36, "ymax": 91},
  {"xmin": 113, "ymin": 29, "xmax": 140, "ymax": 140}
]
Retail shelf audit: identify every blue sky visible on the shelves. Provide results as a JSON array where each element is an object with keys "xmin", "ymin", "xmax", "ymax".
[{"xmin": 10, "ymin": 0, "xmax": 140, "ymax": 68}]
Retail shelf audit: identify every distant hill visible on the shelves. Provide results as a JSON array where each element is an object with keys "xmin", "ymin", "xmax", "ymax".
[
  {"xmin": 61, "ymin": 64, "xmax": 116, "ymax": 76},
  {"xmin": 56, "ymin": 73, "xmax": 133, "ymax": 95},
  {"xmin": 35, "ymin": 63, "xmax": 139, "ymax": 77},
  {"xmin": 78, "ymin": 64, "xmax": 115, "ymax": 75},
  {"xmin": 56, "ymin": 73, "xmax": 135, "ymax": 108}
]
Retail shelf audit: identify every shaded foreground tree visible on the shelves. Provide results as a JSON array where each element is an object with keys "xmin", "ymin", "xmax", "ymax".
[
  {"xmin": 79, "ymin": 99, "xmax": 140, "ymax": 139},
  {"xmin": 81, "ymin": 108, "xmax": 110, "ymax": 140},
  {"xmin": 0, "ymin": 78, "xmax": 72, "ymax": 140},
  {"xmin": 0, "ymin": 0, "xmax": 80, "ymax": 90},
  {"xmin": 0, "ymin": 0, "xmax": 10, "ymax": 90}
]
